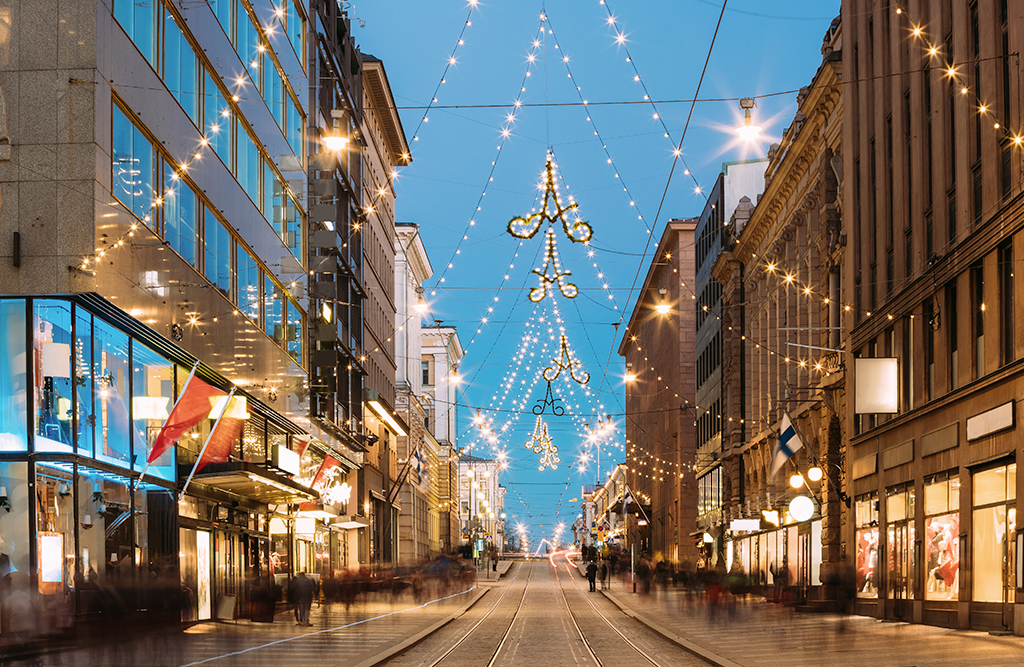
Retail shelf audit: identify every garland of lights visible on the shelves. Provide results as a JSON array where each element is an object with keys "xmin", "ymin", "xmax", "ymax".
[
  {"xmin": 525, "ymin": 415, "xmax": 560, "ymax": 471},
  {"xmin": 543, "ymin": 334, "xmax": 590, "ymax": 386},
  {"xmin": 508, "ymin": 153, "xmax": 593, "ymax": 244},
  {"xmin": 530, "ymin": 228, "xmax": 578, "ymax": 302}
]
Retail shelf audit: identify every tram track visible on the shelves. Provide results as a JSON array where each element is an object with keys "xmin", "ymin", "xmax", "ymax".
[
  {"xmin": 424, "ymin": 560, "xmax": 533, "ymax": 667},
  {"xmin": 552, "ymin": 555, "xmax": 667, "ymax": 667}
]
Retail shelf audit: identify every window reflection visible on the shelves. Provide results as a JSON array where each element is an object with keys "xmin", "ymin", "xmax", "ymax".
[
  {"xmin": 163, "ymin": 162, "xmax": 198, "ymax": 266},
  {"xmin": 132, "ymin": 343, "xmax": 174, "ymax": 481},
  {"xmin": 204, "ymin": 209, "xmax": 233, "ymax": 298},
  {"xmin": 93, "ymin": 322, "xmax": 131, "ymax": 468},
  {"xmin": 112, "ymin": 104, "xmax": 155, "ymax": 223},
  {"xmin": 237, "ymin": 248, "xmax": 261, "ymax": 322},
  {"xmin": 163, "ymin": 9, "xmax": 198, "ymax": 123},
  {"xmin": 264, "ymin": 275, "xmax": 283, "ymax": 344},
  {"xmin": 204, "ymin": 73, "xmax": 232, "ymax": 164}
]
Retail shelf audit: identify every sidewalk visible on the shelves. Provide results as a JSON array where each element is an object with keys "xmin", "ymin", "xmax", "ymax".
[{"xmin": 601, "ymin": 586, "xmax": 1024, "ymax": 667}]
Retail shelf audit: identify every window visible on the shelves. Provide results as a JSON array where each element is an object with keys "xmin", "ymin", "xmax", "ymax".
[
  {"xmin": 0, "ymin": 300, "xmax": 27, "ymax": 452},
  {"xmin": 264, "ymin": 275, "xmax": 283, "ymax": 345},
  {"xmin": 855, "ymin": 494, "xmax": 879, "ymax": 598},
  {"xmin": 112, "ymin": 104, "xmax": 155, "ymax": 223},
  {"xmin": 163, "ymin": 9, "xmax": 198, "ymax": 123},
  {"xmin": 236, "ymin": 1, "xmax": 262, "ymax": 86},
  {"xmin": 34, "ymin": 301, "xmax": 74, "ymax": 453},
  {"xmin": 113, "ymin": 0, "xmax": 155, "ymax": 64},
  {"xmin": 972, "ymin": 260, "xmax": 985, "ymax": 378},
  {"xmin": 132, "ymin": 343, "xmax": 174, "ymax": 481},
  {"xmin": 75, "ymin": 309, "xmax": 94, "ymax": 457},
  {"xmin": 209, "ymin": 0, "xmax": 233, "ymax": 40},
  {"xmin": 999, "ymin": 241, "xmax": 1014, "ymax": 366},
  {"xmin": 285, "ymin": 300, "xmax": 303, "ymax": 364},
  {"xmin": 285, "ymin": 0, "xmax": 305, "ymax": 65},
  {"xmin": 237, "ymin": 247, "xmax": 260, "ymax": 322},
  {"xmin": 886, "ymin": 485, "xmax": 915, "ymax": 600},
  {"xmin": 286, "ymin": 100, "xmax": 304, "ymax": 162},
  {"xmin": 947, "ymin": 282, "xmax": 959, "ymax": 390},
  {"xmin": 972, "ymin": 464, "xmax": 1016, "ymax": 602},
  {"xmin": 203, "ymin": 209, "xmax": 233, "ymax": 298},
  {"xmin": 236, "ymin": 121, "xmax": 260, "ymax": 206},
  {"xmin": 163, "ymin": 163, "xmax": 198, "ymax": 266},
  {"xmin": 264, "ymin": 60, "xmax": 284, "ymax": 127},
  {"xmin": 422, "ymin": 360, "xmax": 430, "ymax": 385},
  {"xmin": 924, "ymin": 473, "xmax": 960, "ymax": 600},
  {"xmin": 93, "ymin": 320, "xmax": 131, "ymax": 469},
  {"xmin": 203, "ymin": 73, "xmax": 232, "ymax": 165}
]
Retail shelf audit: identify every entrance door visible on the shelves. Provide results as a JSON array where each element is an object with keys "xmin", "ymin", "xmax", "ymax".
[
  {"xmin": 887, "ymin": 522, "xmax": 913, "ymax": 620},
  {"xmin": 970, "ymin": 463, "xmax": 1016, "ymax": 631}
]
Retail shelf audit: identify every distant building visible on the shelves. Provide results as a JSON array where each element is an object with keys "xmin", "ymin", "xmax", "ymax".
[{"xmin": 422, "ymin": 326, "xmax": 464, "ymax": 552}]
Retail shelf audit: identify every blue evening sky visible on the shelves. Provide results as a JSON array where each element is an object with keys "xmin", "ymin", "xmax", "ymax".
[{"xmin": 351, "ymin": 0, "xmax": 841, "ymax": 547}]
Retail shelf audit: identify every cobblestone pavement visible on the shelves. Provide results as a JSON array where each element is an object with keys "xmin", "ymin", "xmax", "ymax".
[{"xmin": 602, "ymin": 580, "xmax": 1024, "ymax": 667}]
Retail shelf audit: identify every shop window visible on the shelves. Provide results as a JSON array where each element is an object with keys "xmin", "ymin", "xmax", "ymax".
[
  {"xmin": 972, "ymin": 463, "xmax": 1016, "ymax": 602},
  {"xmin": 112, "ymin": 104, "xmax": 155, "ymax": 224},
  {"xmin": 855, "ymin": 494, "xmax": 879, "ymax": 598},
  {"xmin": 0, "ymin": 300, "xmax": 27, "ymax": 453},
  {"xmin": 163, "ymin": 8, "xmax": 199, "ymax": 123},
  {"xmin": 75, "ymin": 310, "xmax": 94, "ymax": 457},
  {"xmin": 0, "ymin": 461, "xmax": 31, "ymax": 601},
  {"xmin": 34, "ymin": 301, "xmax": 74, "ymax": 452},
  {"xmin": 113, "ymin": 0, "xmax": 155, "ymax": 65},
  {"xmin": 924, "ymin": 473, "xmax": 960, "ymax": 600},
  {"xmin": 203, "ymin": 209, "xmax": 233, "ymax": 298},
  {"xmin": 93, "ymin": 321, "xmax": 131, "ymax": 469},
  {"xmin": 132, "ymin": 342, "xmax": 174, "ymax": 481},
  {"xmin": 163, "ymin": 162, "xmax": 198, "ymax": 267},
  {"xmin": 34, "ymin": 462, "xmax": 76, "ymax": 606},
  {"xmin": 886, "ymin": 484, "xmax": 915, "ymax": 600},
  {"xmin": 242, "ymin": 417, "xmax": 267, "ymax": 464}
]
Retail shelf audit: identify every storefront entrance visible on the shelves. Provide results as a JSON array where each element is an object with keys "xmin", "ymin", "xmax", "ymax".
[
  {"xmin": 970, "ymin": 462, "xmax": 1016, "ymax": 631},
  {"xmin": 885, "ymin": 485, "xmax": 914, "ymax": 621}
]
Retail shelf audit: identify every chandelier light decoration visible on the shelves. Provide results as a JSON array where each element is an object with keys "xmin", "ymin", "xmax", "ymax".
[
  {"xmin": 530, "ymin": 228, "xmax": 578, "ymax": 302},
  {"xmin": 525, "ymin": 415, "xmax": 560, "ymax": 471},
  {"xmin": 508, "ymin": 152, "xmax": 593, "ymax": 244}
]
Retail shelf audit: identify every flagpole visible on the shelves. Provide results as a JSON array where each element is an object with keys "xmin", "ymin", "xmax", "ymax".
[
  {"xmin": 135, "ymin": 361, "xmax": 200, "ymax": 489},
  {"xmin": 180, "ymin": 386, "xmax": 236, "ymax": 500}
]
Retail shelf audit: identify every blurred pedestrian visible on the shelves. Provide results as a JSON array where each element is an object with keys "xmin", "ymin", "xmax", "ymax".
[
  {"xmin": 600, "ymin": 560, "xmax": 609, "ymax": 590},
  {"xmin": 586, "ymin": 560, "xmax": 598, "ymax": 592},
  {"xmin": 290, "ymin": 571, "xmax": 316, "ymax": 627}
]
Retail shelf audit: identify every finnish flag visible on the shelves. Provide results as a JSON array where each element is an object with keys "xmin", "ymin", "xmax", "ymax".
[{"xmin": 770, "ymin": 413, "xmax": 803, "ymax": 478}]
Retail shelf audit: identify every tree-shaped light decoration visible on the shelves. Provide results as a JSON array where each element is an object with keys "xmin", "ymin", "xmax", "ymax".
[
  {"xmin": 543, "ymin": 334, "xmax": 590, "ymax": 386},
  {"xmin": 525, "ymin": 415, "xmax": 560, "ymax": 471},
  {"xmin": 530, "ymin": 228, "xmax": 578, "ymax": 302},
  {"xmin": 507, "ymin": 152, "xmax": 593, "ymax": 243}
]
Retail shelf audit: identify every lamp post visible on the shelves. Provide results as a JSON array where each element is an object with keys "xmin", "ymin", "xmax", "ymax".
[{"xmin": 735, "ymin": 97, "xmax": 762, "ymax": 141}]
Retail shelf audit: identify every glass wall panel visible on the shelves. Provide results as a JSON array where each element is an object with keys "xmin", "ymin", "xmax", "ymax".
[
  {"xmin": 132, "ymin": 342, "xmax": 174, "ymax": 481},
  {"xmin": 112, "ymin": 104, "xmax": 156, "ymax": 224},
  {"xmin": 236, "ymin": 122, "xmax": 261, "ymax": 206},
  {"xmin": 263, "ymin": 161, "xmax": 280, "ymax": 229},
  {"xmin": 287, "ymin": 0, "xmax": 304, "ymax": 63},
  {"xmin": 204, "ymin": 73, "xmax": 232, "ymax": 165},
  {"xmin": 77, "ymin": 467, "xmax": 134, "ymax": 614},
  {"xmin": 113, "ymin": 0, "xmax": 155, "ymax": 64},
  {"xmin": 164, "ymin": 9, "xmax": 198, "ymax": 123},
  {"xmin": 93, "ymin": 321, "xmax": 131, "ymax": 469},
  {"xmin": 236, "ymin": 3, "xmax": 261, "ymax": 86},
  {"xmin": 35, "ymin": 461, "xmax": 75, "ymax": 615},
  {"xmin": 208, "ymin": 0, "xmax": 232, "ymax": 40},
  {"xmin": 237, "ymin": 248, "xmax": 261, "ymax": 322},
  {"xmin": 163, "ymin": 163, "xmax": 198, "ymax": 266},
  {"xmin": 204, "ymin": 211, "xmax": 233, "ymax": 298},
  {"xmin": 0, "ymin": 300, "xmax": 27, "ymax": 452},
  {"xmin": 34, "ymin": 300, "xmax": 74, "ymax": 452},
  {"xmin": 0, "ymin": 462, "xmax": 31, "ymax": 631},
  {"xmin": 264, "ymin": 275, "xmax": 283, "ymax": 344},
  {"xmin": 75, "ymin": 309, "xmax": 94, "ymax": 457}
]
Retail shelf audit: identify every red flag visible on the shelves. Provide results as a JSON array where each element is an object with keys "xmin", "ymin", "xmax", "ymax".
[
  {"xmin": 196, "ymin": 394, "xmax": 248, "ymax": 471},
  {"xmin": 294, "ymin": 436, "xmax": 311, "ymax": 458},
  {"xmin": 148, "ymin": 374, "xmax": 226, "ymax": 464},
  {"xmin": 312, "ymin": 455, "xmax": 341, "ymax": 491}
]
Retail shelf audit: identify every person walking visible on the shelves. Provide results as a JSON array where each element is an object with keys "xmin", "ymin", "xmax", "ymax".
[
  {"xmin": 290, "ymin": 571, "xmax": 316, "ymax": 627},
  {"xmin": 600, "ymin": 560, "xmax": 609, "ymax": 590},
  {"xmin": 586, "ymin": 560, "xmax": 598, "ymax": 592}
]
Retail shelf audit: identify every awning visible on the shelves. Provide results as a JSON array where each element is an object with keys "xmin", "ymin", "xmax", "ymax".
[
  {"xmin": 332, "ymin": 515, "xmax": 370, "ymax": 530},
  {"xmin": 190, "ymin": 461, "xmax": 319, "ymax": 504}
]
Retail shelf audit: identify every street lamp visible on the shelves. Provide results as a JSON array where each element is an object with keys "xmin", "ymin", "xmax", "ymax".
[{"xmin": 735, "ymin": 97, "xmax": 762, "ymax": 141}]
